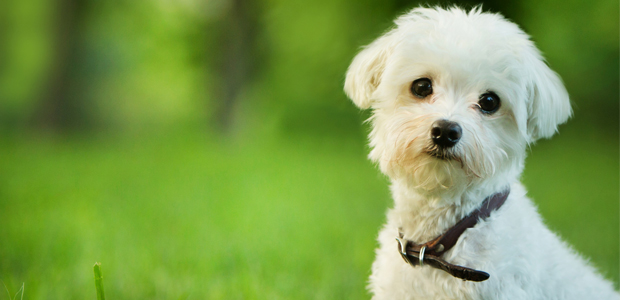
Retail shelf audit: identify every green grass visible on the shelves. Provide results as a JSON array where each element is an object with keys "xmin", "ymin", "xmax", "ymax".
[
  {"xmin": 94, "ymin": 263, "xmax": 105, "ymax": 300},
  {"xmin": 2, "ymin": 282, "xmax": 24, "ymax": 300},
  {"xmin": 0, "ymin": 121, "xmax": 617, "ymax": 299},
  {"xmin": 0, "ymin": 131, "xmax": 388, "ymax": 299}
]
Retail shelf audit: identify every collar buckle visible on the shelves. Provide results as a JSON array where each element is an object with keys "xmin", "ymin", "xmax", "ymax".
[{"xmin": 395, "ymin": 237, "xmax": 414, "ymax": 266}]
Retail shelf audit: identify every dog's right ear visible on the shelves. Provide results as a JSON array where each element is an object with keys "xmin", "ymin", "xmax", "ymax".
[{"xmin": 344, "ymin": 31, "xmax": 397, "ymax": 109}]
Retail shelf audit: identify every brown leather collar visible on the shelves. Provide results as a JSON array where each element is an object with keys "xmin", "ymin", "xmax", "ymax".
[{"xmin": 396, "ymin": 189, "xmax": 510, "ymax": 282}]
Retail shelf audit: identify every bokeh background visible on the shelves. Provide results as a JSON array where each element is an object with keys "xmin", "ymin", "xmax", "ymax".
[{"xmin": 0, "ymin": 0, "xmax": 618, "ymax": 298}]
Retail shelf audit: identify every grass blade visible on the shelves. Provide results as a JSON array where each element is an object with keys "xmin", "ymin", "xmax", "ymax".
[
  {"xmin": 93, "ymin": 262, "xmax": 106, "ymax": 300},
  {"xmin": 14, "ymin": 283, "xmax": 24, "ymax": 300},
  {"xmin": 2, "ymin": 281, "xmax": 10, "ymax": 300}
]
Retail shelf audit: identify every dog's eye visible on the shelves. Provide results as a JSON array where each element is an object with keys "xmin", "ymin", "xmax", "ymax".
[
  {"xmin": 411, "ymin": 78, "xmax": 433, "ymax": 98},
  {"xmin": 478, "ymin": 92, "xmax": 501, "ymax": 114}
]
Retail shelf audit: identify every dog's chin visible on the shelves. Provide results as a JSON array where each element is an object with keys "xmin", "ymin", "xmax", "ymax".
[{"xmin": 386, "ymin": 149, "xmax": 468, "ymax": 194}]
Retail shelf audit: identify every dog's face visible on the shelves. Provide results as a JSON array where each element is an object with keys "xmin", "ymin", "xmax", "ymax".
[{"xmin": 345, "ymin": 7, "xmax": 571, "ymax": 195}]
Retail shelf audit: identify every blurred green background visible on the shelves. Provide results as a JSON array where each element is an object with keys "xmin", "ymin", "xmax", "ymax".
[{"xmin": 0, "ymin": 0, "xmax": 618, "ymax": 298}]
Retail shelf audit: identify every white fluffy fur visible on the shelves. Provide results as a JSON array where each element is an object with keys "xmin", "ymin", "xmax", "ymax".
[{"xmin": 344, "ymin": 6, "xmax": 619, "ymax": 299}]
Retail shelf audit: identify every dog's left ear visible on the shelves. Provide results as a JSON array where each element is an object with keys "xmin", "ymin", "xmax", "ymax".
[{"xmin": 522, "ymin": 50, "xmax": 572, "ymax": 141}]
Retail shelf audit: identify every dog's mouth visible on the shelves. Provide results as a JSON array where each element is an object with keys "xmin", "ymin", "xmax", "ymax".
[{"xmin": 425, "ymin": 147, "xmax": 461, "ymax": 162}]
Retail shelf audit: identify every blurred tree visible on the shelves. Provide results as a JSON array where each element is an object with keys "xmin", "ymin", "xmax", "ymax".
[
  {"xmin": 34, "ymin": 0, "xmax": 89, "ymax": 131},
  {"xmin": 211, "ymin": 0, "xmax": 263, "ymax": 133}
]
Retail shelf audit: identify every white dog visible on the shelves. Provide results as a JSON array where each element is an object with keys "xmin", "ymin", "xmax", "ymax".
[{"xmin": 344, "ymin": 6, "xmax": 619, "ymax": 300}]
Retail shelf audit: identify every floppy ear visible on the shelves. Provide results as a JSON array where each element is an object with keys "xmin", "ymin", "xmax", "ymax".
[
  {"xmin": 344, "ymin": 31, "xmax": 398, "ymax": 109},
  {"xmin": 523, "ymin": 51, "xmax": 572, "ymax": 141}
]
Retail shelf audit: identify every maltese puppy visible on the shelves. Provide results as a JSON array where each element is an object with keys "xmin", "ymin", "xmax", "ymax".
[{"xmin": 344, "ymin": 6, "xmax": 619, "ymax": 299}]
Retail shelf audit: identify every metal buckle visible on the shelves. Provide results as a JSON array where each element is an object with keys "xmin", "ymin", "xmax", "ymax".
[
  {"xmin": 395, "ymin": 237, "xmax": 413, "ymax": 266},
  {"xmin": 396, "ymin": 237, "xmax": 427, "ymax": 267},
  {"xmin": 419, "ymin": 246, "xmax": 426, "ymax": 267}
]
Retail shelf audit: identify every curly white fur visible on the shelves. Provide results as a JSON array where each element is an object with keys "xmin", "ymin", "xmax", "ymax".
[{"xmin": 344, "ymin": 6, "xmax": 619, "ymax": 300}]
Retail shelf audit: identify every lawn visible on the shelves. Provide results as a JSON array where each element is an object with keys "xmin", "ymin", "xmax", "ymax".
[{"xmin": 0, "ymin": 120, "xmax": 617, "ymax": 299}]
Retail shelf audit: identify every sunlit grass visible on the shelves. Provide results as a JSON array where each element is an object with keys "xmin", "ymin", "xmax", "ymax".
[{"xmin": 0, "ymin": 130, "xmax": 387, "ymax": 299}]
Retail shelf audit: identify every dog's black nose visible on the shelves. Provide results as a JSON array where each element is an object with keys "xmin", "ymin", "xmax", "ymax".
[{"xmin": 431, "ymin": 120, "xmax": 462, "ymax": 148}]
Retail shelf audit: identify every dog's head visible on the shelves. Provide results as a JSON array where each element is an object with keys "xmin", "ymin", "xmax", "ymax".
[{"xmin": 344, "ymin": 7, "xmax": 571, "ymax": 195}]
